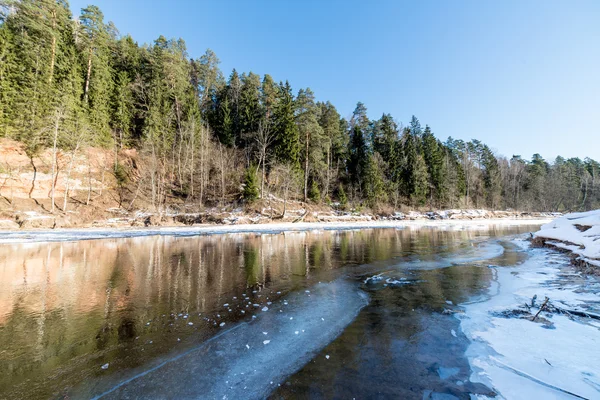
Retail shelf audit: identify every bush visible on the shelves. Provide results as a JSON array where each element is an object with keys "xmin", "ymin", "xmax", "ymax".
[{"xmin": 114, "ymin": 162, "xmax": 128, "ymax": 187}]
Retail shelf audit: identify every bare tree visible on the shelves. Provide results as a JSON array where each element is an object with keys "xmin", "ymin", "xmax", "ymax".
[
  {"xmin": 270, "ymin": 163, "xmax": 300, "ymax": 218},
  {"xmin": 253, "ymin": 120, "xmax": 275, "ymax": 198}
]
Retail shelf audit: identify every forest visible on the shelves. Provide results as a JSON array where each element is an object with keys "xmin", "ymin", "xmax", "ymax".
[{"xmin": 1, "ymin": 0, "xmax": 599, "ymax": 214}]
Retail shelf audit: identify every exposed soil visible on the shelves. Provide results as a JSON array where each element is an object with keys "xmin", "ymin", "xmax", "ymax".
[{"xmin": 0, "ymin": 138, "xmax": 558, "ymax": 231}]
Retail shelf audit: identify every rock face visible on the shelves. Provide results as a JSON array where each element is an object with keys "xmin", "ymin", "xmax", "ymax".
[
  {"xmin": 0, "ymin": 138, "xmax": 115, "ymax": 202},
  {"xmin": 0, "ymin": 219, "xmax": 19, "ymax": 229},
  {"xmin": 15, "ymin": 213, "xmax": 71, "ymax": 229}
]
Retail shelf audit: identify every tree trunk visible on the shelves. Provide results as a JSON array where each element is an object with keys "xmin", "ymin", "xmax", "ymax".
[
  {"xmin": 86, "ymin": 155, "xmax": 92, "ymax": 205},
  {"xmin": 219, "ymin": 142, "xmax": 225, "ymax": 205},
  {"xmin": 50, "ymin": 111, "xmax": 61, "ymax": 213},
  {"xmin": 83, "ymin": 47, "xmax": 92, "ymax": 103},
  {"xmin": 304, "ymin": 129, "xmax": 309, "ymax": 202},
  {"xmin": 189, "ymin": 121, "xmax": 195, "ymax": 199},
  {"xmin": 199, "ymin": 125, "xmax": 205, "ymax": 206},
  {"xmin": 48, "ymin": 9, "xmax": 56, "ymax": 84},
  {"xmin": 29, "ymin": 156, "xmax": 37, "ymax": 199},
  {"xmin": 325, "ymin": 144, "xmax": 330, "ymax": 197},
  {"xmin": 261, "ymin": 153, "xmax": 266, "ymax": 199},
  {"xmin": 63, "ymin": 143, "xmax": 80, "ymax": 212}
]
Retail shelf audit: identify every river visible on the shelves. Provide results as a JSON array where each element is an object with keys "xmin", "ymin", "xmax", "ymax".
[{"xmin": 0, "ymin": 223, "xmax": 544, "ymax": 399}]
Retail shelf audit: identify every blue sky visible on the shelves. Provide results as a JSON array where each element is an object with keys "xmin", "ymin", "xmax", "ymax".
[{"xmin": 69, "ymin": 0, "xmax": 600, "ymax": 161}]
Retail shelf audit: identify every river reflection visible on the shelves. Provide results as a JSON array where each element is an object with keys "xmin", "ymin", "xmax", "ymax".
[{"xmin": 0, "ymin": 224, "xmax": 539, "ymax": 399}]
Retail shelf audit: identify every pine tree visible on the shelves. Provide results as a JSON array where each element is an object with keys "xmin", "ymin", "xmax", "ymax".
[
  {"xmin": 191, "ymin": 48, "xmax": 223, "ymax": 119},
  {"xmin": 260, "ymin": 74, "xmax": 278, "ymax": 120}
]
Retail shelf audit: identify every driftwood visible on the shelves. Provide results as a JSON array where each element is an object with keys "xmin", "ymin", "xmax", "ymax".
[
  {"xmin": 293, "ymin": 210, "xmax": 309, "ymax": 223},
  {"xmin": 553, "ymin": 305, "xmax": 600, "ymax": 321},
  {"xmin": 532, "ymin": 297, "xmax": 549, "ymax": 321}
]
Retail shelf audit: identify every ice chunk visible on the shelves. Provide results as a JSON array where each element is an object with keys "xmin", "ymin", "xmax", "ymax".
[{"xmin": 95, "ymin": 278, "xmax": 368, "ymax": 399}]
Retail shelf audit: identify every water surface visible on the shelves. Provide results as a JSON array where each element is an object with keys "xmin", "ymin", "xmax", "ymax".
[{"xmin": 0, "ymin": 224, "xmax": 540, "ymax": 399}]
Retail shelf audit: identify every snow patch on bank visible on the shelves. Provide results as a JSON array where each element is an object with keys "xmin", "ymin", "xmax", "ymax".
[
  {"xmin": 535, "ymin": 210, "xmax": 600, "ymax": 268},
  {"xmin": 459, "ymin": 244, "xmax": 600, "ymax": 399}
]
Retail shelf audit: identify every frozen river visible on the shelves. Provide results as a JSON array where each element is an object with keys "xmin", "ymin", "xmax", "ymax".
[{"xmin": 1, "ymin": 223, "xmax": 598, "ymax": 399}]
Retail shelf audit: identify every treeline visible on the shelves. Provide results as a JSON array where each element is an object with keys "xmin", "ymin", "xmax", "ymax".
[{"xmin": 0, "ymin": 0, "xmax": 599, "ymax": 212}]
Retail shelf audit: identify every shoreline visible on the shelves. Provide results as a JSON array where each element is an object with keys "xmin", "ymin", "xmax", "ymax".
[{"xmin": 0, "ymin": 217, "xmax": 551, "ymax": 243}]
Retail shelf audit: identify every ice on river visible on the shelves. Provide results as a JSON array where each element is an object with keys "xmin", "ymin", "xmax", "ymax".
[
  {"xmin": 94, "ymin": 278, "xmax": 368, "ymax": 400},
  {"xmin": 0, "ymin": 218, "xmax": 549, "ymax": 244},
  {"xmin": 459, "ymin": 242, "xmax": 600, "ymax": 399}
]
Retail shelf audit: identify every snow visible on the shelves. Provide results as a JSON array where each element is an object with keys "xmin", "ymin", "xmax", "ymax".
[
  {"xmin": 459, "ymin": 244, "xmax": 600, "ymax": 399},
  {"xmin": 535, "ymin": 209, "xmax": 600, "ymax": 267},
  {"xmin": 0, "ymin": 218, "xmax": 550, "ymax": 244}
]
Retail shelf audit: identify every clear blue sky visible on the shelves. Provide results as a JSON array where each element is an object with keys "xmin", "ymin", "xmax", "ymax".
[{"xmin": 70, "ymin": 0, "xmax": 600, "ymax": 161}]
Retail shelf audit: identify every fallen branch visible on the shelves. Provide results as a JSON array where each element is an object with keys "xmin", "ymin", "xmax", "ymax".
[
  {"xmin": 293, "ymin": 210, "xmax": 308, "ymax": 223},
  {"xmin": 532, "ymin": 297, "xmax": 549, "ymax": 321},
  {"xmin": 553, "ymin": 305, "xmax": 600, "ymax": 321}
]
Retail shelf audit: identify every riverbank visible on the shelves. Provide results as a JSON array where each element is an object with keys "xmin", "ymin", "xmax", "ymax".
[
  {"xmin": 0, "ymin": 217, "xmax": 552, "ymax": 243},
  {"xmin": 460, "ymin": 238, "xmax": 600, "ymax": 399},
  {"xmin": 533, "ymin": 210, "xmax": 600, "ymax": 275}
]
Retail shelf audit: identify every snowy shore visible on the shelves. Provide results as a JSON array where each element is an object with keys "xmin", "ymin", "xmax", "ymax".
[
  {"xmin": 460, "ymin": 238, "xmax": 600, "ymax": 399},
  {"xmin": 0, "ymin": 217, "xmax": 551, "ymax": 244},
  {"xmin": 534, "ymin": 210, "xmax": 600, "ymax": 270}
]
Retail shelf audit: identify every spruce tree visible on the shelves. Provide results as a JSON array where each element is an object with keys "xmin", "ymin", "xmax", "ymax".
[
  {"xmin": 296, "ymin": 88, "xmax": 324, "ymax": 202},
  {"xmin": 317, "ymin": 101, "xmax": 343, "ymax": 197},
  {"xmin": 348, "ymin": 102, "xmax": 371, "ymax": 195},
  {"xmin": 242, "ymin": 166, "xmax": 259, "ymax": 202},
  {"xmin": 272, "ymin": 81, "xmax": 300, "ymax": 166},
  {"xmin": 79, "ymin": 5, "xmax": 114, "ymax": 144},
  {"xmin": 422, "ymin": 125, "xmax": 446, "ymax": 206}
]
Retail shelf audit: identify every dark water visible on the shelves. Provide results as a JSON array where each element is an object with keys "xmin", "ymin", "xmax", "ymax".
[{"xmin": 0, "ymin": 224, "xmax": 539, "ymax": 399}]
